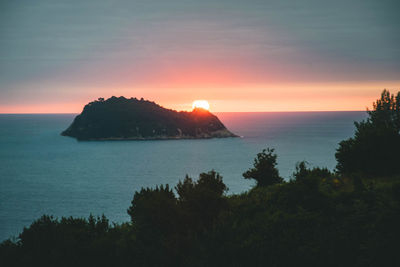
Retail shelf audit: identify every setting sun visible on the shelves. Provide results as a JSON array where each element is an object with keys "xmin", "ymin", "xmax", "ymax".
[{"xmin": 192, "ymin": 100, "xmax": 210, "ymax": 110}]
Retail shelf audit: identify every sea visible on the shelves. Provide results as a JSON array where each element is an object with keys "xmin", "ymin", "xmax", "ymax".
[{"xmin": 0, "ymin": 111, "xmax": 367, "ymax": 241}]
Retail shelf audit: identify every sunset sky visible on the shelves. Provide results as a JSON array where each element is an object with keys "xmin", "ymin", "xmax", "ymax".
[{"xmin": 1, "ymin": 0, "xmax": 399, "ymax": 113}]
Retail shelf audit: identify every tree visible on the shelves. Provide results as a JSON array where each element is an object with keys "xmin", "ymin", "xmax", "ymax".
[
  {"xmin": 126, "ymin": 185, "xmax": 179, "ymax": 265},
  {"xmin": 176, "ymin": 171, "xmax": 228, "ymax": 231},
  {"xmin": 335, "ymin": 89, "xmax": 400, "ymax": 176},
  {"xmin": 293, "ymin": 161, "xmax": 333, "ymax": 182},
  {"xmin": 127, "ymin": 185, "xmax": 177, "ymax": 230},
  {"xmin": 292, "ymin": 161, "xmax": 341, "ymax": 192},
  {"xmin": 243, "ymin": 148, "xmax": 283, "ymax": 187}
]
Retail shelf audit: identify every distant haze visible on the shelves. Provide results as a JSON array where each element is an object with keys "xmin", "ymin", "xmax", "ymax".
[{"xmin": 0, "ymin": 0, "xmax": 399, "ymax": 112}]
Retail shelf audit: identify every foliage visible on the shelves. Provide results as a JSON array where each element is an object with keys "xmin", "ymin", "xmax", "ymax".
[
  {"xmin": 176, "ymin": 171, "xmax": 228, "ymax": 231},
  {"xmin": 124, "ymin": 171, "xmax": 228, "ymax": 265},
  {"xmin": 3, "ymin": 167, "xmax": 399, "ymax": 266},
  {"xmin": 336, "ymin": 89, "xmax": 400, "ymax": 176},
  {"xmin": 126, "ymin": 184, "xmax": 180, "ymax": 265},
  {"xmin": 127, "ymin": 184, "xmax": 177, "ymax": 231},
  {"xmin": 243, "ymin": 148, "xmax": 283, "ymax": 187}
]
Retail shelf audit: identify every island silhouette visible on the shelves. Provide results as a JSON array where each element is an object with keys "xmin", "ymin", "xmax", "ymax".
[{"xmin": 61, "ymin": 96, "xmax": 237, "ymax": 140}]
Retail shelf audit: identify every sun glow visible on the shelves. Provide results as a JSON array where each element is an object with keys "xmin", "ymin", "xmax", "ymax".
[{"xmin": 192, "ymin": 100, "xmax": 210, "ymax": 110}]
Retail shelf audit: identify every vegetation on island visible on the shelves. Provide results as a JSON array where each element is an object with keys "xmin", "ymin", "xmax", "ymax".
[
  {"xmin": 2, "ymin": 90, "xmax": 400, "ymax": 267},
  {"xmin": 61, "ymin": 96, "xmax": 237, "ymax": 140}
]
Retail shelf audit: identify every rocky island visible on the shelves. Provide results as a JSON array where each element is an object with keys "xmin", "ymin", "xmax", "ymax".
[{"xmin": 61, "ymin": 96, "xmax": 238, "ymax": 140}]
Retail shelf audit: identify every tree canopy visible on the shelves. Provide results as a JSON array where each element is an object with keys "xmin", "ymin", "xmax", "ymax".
[
  {"xmin": 243, "ymin": 148, "xmax": 283, "ymax": 187},
  {"xmin": 336, "ymin": 89, "xmax": 400, "ymax": 176}
]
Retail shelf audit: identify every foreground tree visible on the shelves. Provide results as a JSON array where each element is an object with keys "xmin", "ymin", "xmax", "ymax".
[
  {"xmin": 126, "ymin": 185, "xmax": 180, "ymax": 265},
  {"xmin": 243, "ymin": 148, "xmax": 283, "ymax": 187},
  {"xmin": 336, "ymin": 89, "xmax": 400, "ymax": 176},
  {"xmin": 2, "ymin": 161, "xmax": 400, "ymax": 266},
  {"xmin": 127, "ymin": 184, "xmax": 178, "ymax": 237},
  {"xmin": 176, "ymin": 171, "xmax": 228, "ymax": 231},
  {"xmin": 124, "ymin": 172, "xmax": 229, "ymax": 266}
]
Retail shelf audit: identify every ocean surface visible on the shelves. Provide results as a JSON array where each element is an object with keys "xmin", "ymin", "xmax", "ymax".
[{"xmin": 0, "ymin": 111, "xmax": 367, "ymax": 241}]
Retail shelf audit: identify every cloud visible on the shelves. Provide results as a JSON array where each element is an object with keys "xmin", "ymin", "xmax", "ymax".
[{"xmin": 0, "ymin": 0, "xmax": 399, "ymax": 111}]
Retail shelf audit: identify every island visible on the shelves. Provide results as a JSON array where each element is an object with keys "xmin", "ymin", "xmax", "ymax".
[{"xmin": 61, "ymin": 96, "xmax": 238, "ymax": 140}]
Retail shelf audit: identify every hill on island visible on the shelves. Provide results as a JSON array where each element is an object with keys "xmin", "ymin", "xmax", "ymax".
[{"xmin": 61, "ymin": 96, "xmax": 237, "ymax": 140}]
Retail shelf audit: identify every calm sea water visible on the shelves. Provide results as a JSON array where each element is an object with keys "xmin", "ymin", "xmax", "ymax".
[{"xmin": 0, "ymin": 112, "xmax": 367, "ymax": 241}]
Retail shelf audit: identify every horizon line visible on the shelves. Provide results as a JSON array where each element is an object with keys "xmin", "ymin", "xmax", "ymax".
[{"xmin": 0, "ymin": 110, "xmax": 367, "ymax": 115}]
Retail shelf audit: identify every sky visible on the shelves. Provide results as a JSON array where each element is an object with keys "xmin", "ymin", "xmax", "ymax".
[{"xmin": 1, "ymin": 0, "xmax": 399, "ymax": 113}]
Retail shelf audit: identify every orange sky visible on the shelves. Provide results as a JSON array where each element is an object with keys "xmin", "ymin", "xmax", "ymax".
[
  {"xmin": 1, "ymin": 1, "xmax": 399, "ymax": 113},
  {"xmin": 1, "ymin": 81, "xmax": 399, "ymax": 113}
]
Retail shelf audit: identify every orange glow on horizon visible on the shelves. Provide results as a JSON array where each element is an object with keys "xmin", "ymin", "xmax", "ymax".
[{"xmin": 0, "ymin": 81, "xmax": 399, "ymax": 114}]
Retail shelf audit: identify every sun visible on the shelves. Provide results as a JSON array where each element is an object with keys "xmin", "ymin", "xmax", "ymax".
[{"xmin": 192, "ymin": 100, "xmax": 210, "ymax": 110}]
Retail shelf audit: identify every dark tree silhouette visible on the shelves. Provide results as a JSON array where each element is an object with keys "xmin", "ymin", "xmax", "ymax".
[
  {"xmin": 2, "ymin": 160, "xmax": 400, "ymax": 267},
  {"xmin": 336, "ymin": 89, "xmax": 400, "ymax": 176},
  {"xmin": 126, "ymin": 185, "xmax": 179, "ymax": 265},
  {"xmin": 243, "ymin": 148, "xmax": 283, "ymax": 187},
  {"xmin": 127, "ymin": 184, "xmax": 177, "ymax": 233},
  {"xmin": 293, "ymin": 161, "xmax": 333, "ymax": 182},
  {"xmin": 176, "ymin": 171, "xmax": 228, "ymax": 231}
]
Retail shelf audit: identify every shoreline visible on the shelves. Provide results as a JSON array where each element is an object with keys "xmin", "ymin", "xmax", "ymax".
[{"xmin": 62, "ymin": 132, "xmax": 240, "ymax": 141}]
